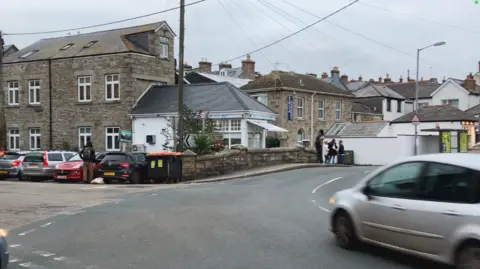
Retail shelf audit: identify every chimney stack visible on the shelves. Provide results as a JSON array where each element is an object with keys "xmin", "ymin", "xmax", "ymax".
[
  {"xmin": 384, "ymin": 73, "xmax": 391, "ymax": 83},
  {"xmin": 241, "ymin": 54, "xmax": 255, "ymax": 78},
  {"xmin": 219, "ymin": 62, "xmax": 232, "ymax": 70},
  {"xmin": 465, "ymin": 73, "xmax": 476, "ymax": 91},
  {"xmin": 358, "ymin": 75, "xmax": 362, "ymax": 82},
  {"xmin": 198, "ymin": 58, "xmax": 212, "ymax": 73},
  {"xmin": 442, "ymin": 76, "xmax": 446, "ymax": 83},
  {"xmin": 430, "ymin": 78, "xmax": 438, "ymax": 83},
  {"xmin": 183, "ymin": 63, "xmax": 192, "ymax": 72},
  {"xmin": 340, "ymin": 74, "xmax": 348, "ymax": 83},
  {"xmin": 399, "ymin": 76, "xmax": 403, "ymax": 83},
  {"xmin": 378, "ymin": 76, "xmax": 383, "ymax": 84},
  {"xmin": 321, "ymin": 72, "xmax": 328, "ymax": 79},
  {"xmin": 331, "ymin": 67, "xmax": 340, "ymax": 80}
]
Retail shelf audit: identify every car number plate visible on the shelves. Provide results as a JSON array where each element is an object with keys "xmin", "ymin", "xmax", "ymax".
[
  {"xmin": 30, "ymin": 163, "xmax": 38, "ymax": 167},
  {"xmin": 104, "ymin": 172, "xmax": 115, "ymax": 176},
  {"xmin": 57, "ymin": 175, "xmax": 67, "ymax": 179},
  {"xmin": 0, "ymin": 170, "xmax": 8, "ymax": 174}
]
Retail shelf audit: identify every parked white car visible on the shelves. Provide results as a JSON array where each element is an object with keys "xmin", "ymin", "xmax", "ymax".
[{"xmin": 329, "ymin": 153, "xmax": 480, "ymax": 269}]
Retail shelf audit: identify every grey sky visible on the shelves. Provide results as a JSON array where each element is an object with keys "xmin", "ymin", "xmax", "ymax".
[{"xmin": 1, "ymin": 0, "xmax": 478, "ymax": 82}]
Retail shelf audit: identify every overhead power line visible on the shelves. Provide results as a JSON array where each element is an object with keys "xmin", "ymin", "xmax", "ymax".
[
  {"xmin": 215, "ymin": 0, "xmax": 359, "ymax": 66},
  {"xmin": 359, "ymin": 2, "xmax": 480, "ymax": 35},
  {"xmin": 4, "ymin": 0, "xmax": 206, "ymax": 36}
]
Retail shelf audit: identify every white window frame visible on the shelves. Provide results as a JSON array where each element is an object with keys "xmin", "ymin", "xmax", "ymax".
[
  {"xmin": 8, "ymin": 128, "xmax": 20, "ymax": 151},
  {"xmin": 215, "ymin": 120, "xmax": 229, "ymax": 132},
  {"xmin": 20, "ymin": 50, "xmax": 37, "ymax": 58},
  {"xmin": 296, "ymin": 129, "xmax": 304, "ymax": 145},
  {"xmin": 335, "ymin": 101, "xmax": 342, "ymax": 121},
  {"xmin": 442, "ymin": 99, "xmax": 459, "ymax": 108},
  {"xmin": 28, "ymin": 80, "xmax": 41, "ymax": 105},
  {"xmin": 78, "ymin": 127, "xmax": 92, "ymax": 149},
  {"xmin": 105, "ymin": 74, "xmax": 120, "ymax": 101},
  {"xmin": 230, "ymin": 120, "xmax": 241, "ymax": 131},
  {"xmin": 318, "ymin": 100, "xmax": 324, "ymax": 120},
  {"xmin": 7, "ymin": 81, "xmax": 19, "ymax": 106},
  {"xmin": 29, "ymin": 128, "xmax": 41, "ymax": 150},
  {"xmin": 105, "ymin": 127, "xmax": 120, "ymax": 151},
  {"xmin": 297, "ymin": 97, "xmax": 305, "ymax": 119},
  {"xmin": 78, "ymin": 76, "xmax": 92, "ymax": 102},
  {"xmin": 159, "ymin": 37, "xmax": 169, "ymax": 58}
]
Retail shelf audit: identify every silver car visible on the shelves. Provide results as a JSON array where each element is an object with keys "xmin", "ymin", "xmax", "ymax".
[
  {"xmin": 0, "ymin": 151, "xmax": 28, "ymax": 179},
  {"xmin": 329, "ymin": 153, "xmax": 480, "ymax": 269},
  {"xmin": 21, "ymin": 151, "xmax": 77, "ymax": 181}
]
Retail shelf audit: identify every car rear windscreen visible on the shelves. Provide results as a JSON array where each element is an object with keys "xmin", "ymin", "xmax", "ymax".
[
  {"xmin": 24, "ymin": 154, "xmax": 44, "ymax": 162},
  {"xmin": 102, "ymin": 154, "xmax": 128, "ymax": 162},
  {"xmin": 48, "ymin": 153, "xmax": 63, "ymax": 161},
  {"xmin": 2, "ymin": 154, "xmax": 22, "ymax": 160}
]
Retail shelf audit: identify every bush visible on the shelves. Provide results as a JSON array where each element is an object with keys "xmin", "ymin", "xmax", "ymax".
[
  {"xmin": 266, "ymin": 137, "xmax": 280, "ymax": 148},
  {"xmin": 192, "ymin": 134, "xmax": 213, "ymax": 155}
]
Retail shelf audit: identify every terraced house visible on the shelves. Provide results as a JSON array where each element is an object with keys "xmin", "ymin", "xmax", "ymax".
[
  {"xmin": 241, "ymin": 71, "xmax": 354, "ymax": 146},
  {"xmin": 2, "ymin": 22, "xmax": 176, "ymax": 151}
]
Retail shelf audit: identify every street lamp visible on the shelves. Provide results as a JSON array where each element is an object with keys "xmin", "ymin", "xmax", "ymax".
[{"xmin": 413, "ymin": 41, "xmax": 446, "ymax": 156}]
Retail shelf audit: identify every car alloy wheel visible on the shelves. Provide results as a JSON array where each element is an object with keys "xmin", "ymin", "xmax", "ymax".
[
  {"xmin": 457, "ymin": 245, "xmax": 480, "ymax": 269},
  {"xmin": 334, "ymin": 214, "xmax": 355, "ymax": 249}
]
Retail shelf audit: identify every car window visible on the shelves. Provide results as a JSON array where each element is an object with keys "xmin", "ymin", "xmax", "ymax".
[
  {"xmin": 102, "ymin": 154, "xmax": 127, "ymax": 162},
  {"xmin": 68, "ymin": 154, "xmax": 82, "ymax": 161},
  {"xmin": 48, "ymin": 153, "xmax": 63, "ymax": 162},
  {"xmin": 417, "ymin": 162, "xmax": 474, "ymax": 203},
  {"xmin": 2, "ymin": 154, "xmax": 22, "ymax": 160},
  {"xmin": 368, "ymin": 162, "xmax": 424, "ymax": 199},
  {"xmin": 24, "ymin": 153, "xmax": 44, "ymax": 162},
  {"xmin": 63, "ymin": 153, "xmax": 75, "ymax": 160},
  {"xmin": 133, "ymin": 153, "xmax": 146, "ymax": 162}
]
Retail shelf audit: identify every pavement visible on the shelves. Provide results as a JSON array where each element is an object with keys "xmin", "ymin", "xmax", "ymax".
[{"xmin": 3, "ymin": 166, "xmax": 448, "ymax": 269}]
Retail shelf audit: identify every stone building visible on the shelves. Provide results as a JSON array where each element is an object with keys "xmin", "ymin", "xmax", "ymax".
[
  {"xmin": 2, "ymin": 22, "xmax": 176, "ymax": 151},
  {"xmin": 241, "ymin": 71, "xmax": 354, "ymax": 146}
]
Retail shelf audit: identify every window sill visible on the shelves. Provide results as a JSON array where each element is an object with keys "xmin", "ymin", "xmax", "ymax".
[
  {"xmin": 296, "ymin": 118, "xmax": 305, "ymax": 120},
  {"xmin": 6, "ymin": 105, "xmax": 20, "ymax": 108},
  {"xmin": 103, "ymin": 100, "xmax": 121, "ymax": 104},
  {"xmin": 28, "ymin": 104, "xmax": 41, "ymax": 107},
  {"xmin": 318, "ymin": 119, "xmax": 325, "ymax": 121},
  {"xmin": 77, "ymin": 101, "xmax": 93, "ymax": 105}
]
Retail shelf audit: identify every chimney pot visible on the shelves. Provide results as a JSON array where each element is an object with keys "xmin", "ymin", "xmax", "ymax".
[
  {"xmin": 358, "ymin": 75, "xmax": 362, "ymax": 81},
  {"xmin": 378, "ymin": 76, "xmax": 383, "ymax": 83},
  {"xmin": 399, "ymin": 76, "xmax": 403, "ymax": 83},
  {"xmin": 321, "ymin": 72, "xmax": 328, "ymax": 79},
  {"xmin": 340, "ymin": 74, "xmax": 348, "ymax": 83}
]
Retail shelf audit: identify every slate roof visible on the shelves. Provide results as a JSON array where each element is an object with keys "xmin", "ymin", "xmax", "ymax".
[
  {"xmin": 450, "ymin": 78, "xmax": 480, "ymax": 95},
  {"xmin": 241, "ymin": 71, "xmax": 354, "ymax": 96},
  {"xmin": 354, "ymin": 84, "xmax": 405, "ymax": 99},
  {"xmin": 391, "ymin": 105, "xmax": 476, "ymax": 123},
  {"xmin": 132, "ymin": 82, "xmax": 275, "ymax": 115},
  {"xmin": 352, "ymin": 102, "xmax": 382, "ymax": 115},
  {"xmin": 4, "ymin": 22, "xmax": 171, "ymax": 63},
  {"xmin": 320, "ymin": 76, "xmax": 349, "ymax": 91},
  {"xmin": 387, "ymin": 82, "xmax": 440, "ymax": 99},
  {"xmin": 189, "ymin": 72, "xmax": 252, "ymax": 88},
  {"xmin": 465, "ymin": 104, "xmax": 480, "ymax": 117},
  {"xmin": 326, "ymin": 122, "xmax": 388, "ymax": 137},
  {"xmin": 346, "ymin": 81, "xmax": 369, "ymax": 91},
  {"xmin": 212, "ymin": 67, "xmax": 244, "ymax": 78}
]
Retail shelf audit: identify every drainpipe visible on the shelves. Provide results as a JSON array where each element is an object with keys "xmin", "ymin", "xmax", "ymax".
[
  {"xmin": 310, "ymin": 92, "xmax": 317, "ymax": 146},
  {"xmin": 48, "ymin": 59, "xmax": 53, "ymax": 149}
]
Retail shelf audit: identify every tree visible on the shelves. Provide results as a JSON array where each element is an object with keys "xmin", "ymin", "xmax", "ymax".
[{"xmin": 160, "ymin": 105, "xmax": 217, "ymax": 151}]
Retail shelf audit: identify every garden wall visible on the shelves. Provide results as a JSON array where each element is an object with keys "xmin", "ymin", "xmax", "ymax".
[{"xmin": 181, "ymin": 145, "xmax": 317, "ymax": 180}]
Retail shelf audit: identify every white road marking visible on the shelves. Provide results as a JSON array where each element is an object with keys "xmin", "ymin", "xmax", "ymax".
[
  {"xmin": 10, "ymin": 244, "xmax": 22, "ymax": 248},
  {"xmin": 312, "ymin": 177, "xmax": 343, "ymax": 194},
  {"xmin": 18, "ymin": 229, "xmax": 36, "ymax": 236},
  {"xmin": 19, "ymin": 262, "xmax": 33, "ymax": 267},
  {"xmin": 151, "ymin": 193, "xmax": 158, "ymax": 196},
  {"xmin": 9, "ymin": 258, "xmax": 20, "ymax": 263},
  {"xmin": 32, "ymin": 250, "xmax": 55, "ymax": 257},
  {"xmin": 317, "ymin": 205, "xmax": 331, "ymax": 213},
  {"xmin": 39, "ymin": 222, "xmax": 53, "ymax": 228},
  {"xmin": 364, "ymin": 171, "xmax": 370, "ymax": 173},
  {"xmin": 57, "ymin": 210, "xmax": 86, "ymax": 216}
]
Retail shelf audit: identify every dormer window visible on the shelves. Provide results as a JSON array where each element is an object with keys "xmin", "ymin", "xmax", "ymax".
[
  {"xmin": 19, "ymin": 50, "xmax": 38, "ymax": 58},
  {"xmin": 159, "ymin": 37, "xmax": 169, "ymax": 58},
  {"xmin": 83, "ymin": 41, "xmax": 97, "ymax": 48},
  {"xmin": 60, "ymin": 43, "xmax": 74, "ymax": 50}
]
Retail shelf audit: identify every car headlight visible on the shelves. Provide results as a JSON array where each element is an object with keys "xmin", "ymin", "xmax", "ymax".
[
  {"xmin": 55, "ymin": 164, "xmax": 61, "ymax": 169},
  {"xmin": 0, "ymin": 229, "xmax": 7, "ymax": 237},
  {"xmin": 329, "ymin": 196, "xmax": 336, "ymax": 205}
]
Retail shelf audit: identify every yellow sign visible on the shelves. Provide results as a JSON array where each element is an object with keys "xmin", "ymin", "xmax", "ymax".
[
  {"xmin": 459, "ymin": 132, "xmax": 468, "ymax": 153},
  {"xmin": 441, "ymin": 131, "xmax": 451, "ymax": 153},
  {"xmin": 157, "ymin": 160, "xmax": 163, "ymax": 168},
  {"xmin": 150, "ymin": 160, "xmax": 155, "ymax": 168}
]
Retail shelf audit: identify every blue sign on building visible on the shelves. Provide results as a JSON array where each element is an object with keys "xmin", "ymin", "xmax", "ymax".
[{"xmin": 287, "ymin": 96, "xmax": 293, "ymax": 120}]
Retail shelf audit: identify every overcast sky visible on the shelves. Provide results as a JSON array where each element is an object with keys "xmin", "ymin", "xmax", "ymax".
[{"xmin": 1, "ymin": 0, "xmax": 478, "ymax": 82}]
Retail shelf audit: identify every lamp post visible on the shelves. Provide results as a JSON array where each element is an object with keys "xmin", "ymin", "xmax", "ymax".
[{"xmin": 413, "ymin": 41, "xmax": 446, "ymax": 156}]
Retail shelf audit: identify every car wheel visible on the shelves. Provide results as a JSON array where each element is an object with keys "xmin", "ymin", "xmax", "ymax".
[
  {"xmin": 456, "ymin": 243, "xmax": 480, "ymax": 269},
  {"xmin": 0, "ymin": 177, "xmax": 6, "ymax": 181},
  {"xmin": 131, "ymin": 172, "xmax": 141, "ymax": 184},
  {"xmin": 333, "ymin": 212, "xmax": 357, "ymax": 249}
]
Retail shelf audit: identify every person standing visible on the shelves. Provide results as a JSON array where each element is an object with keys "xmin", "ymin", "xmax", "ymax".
[
  {"xmin": 328, "ymin": 139, "xmax": 338, "ymax": 164},
  {"xmin": 80, "ymin": 138, "xmax": 96, "ymax": 183},
  {"xmin": 338, "ymin": 140, "xmax": 345, "ymax": 164},
  {"xmin": 324, "ymin": 141, "xmax": 330, "ymax": 164},
  {"xmin": 315, "ymin": 130, "xmax": 325, "ymax": 163}
]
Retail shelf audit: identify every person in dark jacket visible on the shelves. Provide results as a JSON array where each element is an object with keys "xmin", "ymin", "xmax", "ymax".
[
  {"xmin": 328, "ymin": 139, "xmax": 338, "ymax": 164},
  {"xmin": 79, "ymin": 139, "xmax": 96, "ymax": 183},
  {"xmin": 338, "ymin": 140, "xmax": 345, "ymax": 164},
  {"xmin": 314, "ymin": 130, "xmax": 325, "ymax": 163}
]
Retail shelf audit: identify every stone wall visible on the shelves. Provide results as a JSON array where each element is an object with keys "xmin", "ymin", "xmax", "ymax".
[{"xmin": 181, "ymin": 146, "xmax": 317, "ymax": 180}]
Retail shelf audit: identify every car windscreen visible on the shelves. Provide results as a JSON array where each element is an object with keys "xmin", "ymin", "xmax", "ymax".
[
  {"xmin": 24, "ymin": 153, "xmax": 44, "ymax": 162},
  {"xmin": 102, "ymin": 154, "xmax": 128, "ymax": 162},
  {"xmin": 68, "ymin": 154, "xmax": 82, "ymax": 161},
  {"xmin": 2, "ymin": 154, "xmax": 22, "ymax": 160}
]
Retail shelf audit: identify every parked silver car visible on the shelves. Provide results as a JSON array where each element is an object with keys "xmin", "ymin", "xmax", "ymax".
[
  {"xmin": 21, "ymin": 151, "xmax": 77, "ymax": 181},
  {"xmin": 0, "ymin": 151, "xmax": 28, "ymax": 179},
  {"xmin": 329, "ymin": 153, "xmax": 480, "ymax": 269}
]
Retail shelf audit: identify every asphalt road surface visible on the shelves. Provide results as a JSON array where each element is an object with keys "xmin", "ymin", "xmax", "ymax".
[{"xmin": 6, "ymin": 166, "xmax": 449, "ymax": 269}]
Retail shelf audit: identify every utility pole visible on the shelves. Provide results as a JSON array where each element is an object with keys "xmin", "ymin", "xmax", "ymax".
[
  {"xmin": 0, "ymin": 31, "xmax": 6, "ymax": 151},
  {"xmin": 177, "ymin": 0, "xmax": 186, "ymax": 152}
]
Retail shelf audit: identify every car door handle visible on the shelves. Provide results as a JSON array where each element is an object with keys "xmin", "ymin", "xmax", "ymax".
[
  {"xmin": 391, "ymin": 205, "xmax": 405, "ymax": 211},
  {"xmin": 442, "ymin": 211, "xmax": 462, "ymax": 217}
]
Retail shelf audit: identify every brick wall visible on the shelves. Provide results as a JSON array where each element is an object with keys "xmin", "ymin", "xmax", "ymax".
[{"xmin": 181, "ymin": 145, "xmax": 317, "ymax": 180}]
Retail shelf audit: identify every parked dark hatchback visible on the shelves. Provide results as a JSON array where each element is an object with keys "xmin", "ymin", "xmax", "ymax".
[{"xmin": 97, "ymin": 152, "xmax": 148, "ymax": 184}]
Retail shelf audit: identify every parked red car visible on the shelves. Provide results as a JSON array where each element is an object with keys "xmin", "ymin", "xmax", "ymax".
[{"xmin": 54, "ymin": 152, "xmax": 108, "ymax": 182}]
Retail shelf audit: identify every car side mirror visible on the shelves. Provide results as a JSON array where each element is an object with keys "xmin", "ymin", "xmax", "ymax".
[{"xmin": 363, "ymin": 185, "xmax": 374, "ymax": 200}]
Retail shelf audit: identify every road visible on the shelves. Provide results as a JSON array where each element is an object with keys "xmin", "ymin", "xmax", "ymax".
[{"xmin": 5, "ymin": 166, "xmax": 447, "ymax": 269}]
